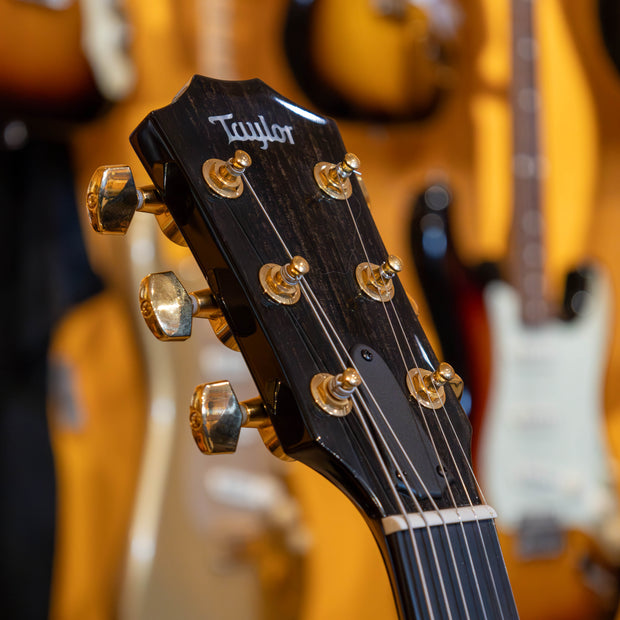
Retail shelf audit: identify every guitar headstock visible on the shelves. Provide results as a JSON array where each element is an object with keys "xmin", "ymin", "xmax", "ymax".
[{"xmin": 88, "ymin": 75, "xmax": 479, "ymax": 522}]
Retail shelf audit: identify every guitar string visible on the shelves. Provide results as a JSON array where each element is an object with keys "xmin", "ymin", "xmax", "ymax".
[
  {"xmin": 299, "ymin": 274, "xmax": 469, "ymax": 617},
  {"xmin": 298, "ymin": 275, "xmax": 451, "ymax": 619},
  {"xmin": 240, "ymin": 172, "xmax": 441, "ymax": 618},
  {"xmin": 339, "ymin": 178, "xmax": 492, "ymax": 619},
  {"xmin": 243, "ymin": 163, "xmax": 507, "ymax": 617},
  {"xmin": 297, "ymin": 181, "xmax": 495, "ymax": 619},
  {"xmin": 386, "ymin": 298, "xmax": 504, "ymax": 618},
  {"xmin": 342, "ymin": 174, "xmax": 506, "ymax": 618},
  {"xmin": 429, "ymin": 393, "xmax": 505, "ymax": 619},
  {"xmin": 240, "ymin": 171, "xmax": 491, "ymax": 619},
  {"xmin": 334, "ymin": 176, "xmax": 480, "ymax": 617},
  {"xmin": 430, "ymin": 389, "xmax": 512, "ymax": 615},
  {"xmin": 242, "ymin": 167, "xmax": 499, "ymax": 619},
  {"xmin": 342, "ymin": 182, "xmax": 509, "ymax": 617},
  {"xmin": 242, "ymin": 165, "xmax": 504, "ymax": 617},
  {"xmin": 377, "ymin": 246, "xmax": 506, "ymax": 611}
]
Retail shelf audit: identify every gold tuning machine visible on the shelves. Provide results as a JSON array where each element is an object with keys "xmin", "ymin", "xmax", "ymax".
[
  {"xmin": 407, "ymin": 362, "xmax": 464, "ymax": 410},
  {"xmin": 259, "ymin": 256, "xmax": 309, "ymax": 305},
  {"xmin": 356, "ymin": 254, "xmax": 403, "ymax": 302},
  {"xmin": 190, "ymin": 380, "xmax": 290, "ymax": 460},
  {"xmin": 139, "ymin": 271, "xmax": 238, "ymax": 351},
  {"xmin": 202, "ymin": 150, "xmax": 252, "ymax": 198},
  {"xmin": 314, "ymin": 152, "xmax": 360, "ymax": 200},
  {"xmin": 86, "ymin": 165, "xmax": 186, "ymax": 246},
  {"xmin": 310, "ymin": 368, "xmax": 362, "ymax": 417}
]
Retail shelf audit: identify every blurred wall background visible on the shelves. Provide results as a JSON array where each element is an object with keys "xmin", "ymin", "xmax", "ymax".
[{"xmin": 2, "ymin": 1, "xmax": 620, "ymax": 619}]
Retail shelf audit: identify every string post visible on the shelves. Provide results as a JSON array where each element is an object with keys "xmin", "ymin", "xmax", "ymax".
[
  {"xmin": 259, "ymin": 255, "xmax": 309, "ymax": 305},
  {"xmin": 356, "ymin": 254, "xmax": 403, "ymax": 302},
  {"xmin": 310, "ymin": 367, "xmax": 362, "ymax": 417},
  {"xmin": 313, "ymin": 152, "xmax": 360, "ymax": 200},
  {"xmin": 202, "ymin": 149, "xmax": 252, "ymax": 198},
  {"xmin": 406, "ymin": 363, "xmax": 464, "ymax": 409}
]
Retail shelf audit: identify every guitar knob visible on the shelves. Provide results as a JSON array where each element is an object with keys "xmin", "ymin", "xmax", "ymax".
[
  {"xmin": 86, "ymin": 165, "xmax": 186, "ymax": 245},
  {"xmin": 189, "ymin": 380, "xmax": 267, "ymax": 454},
  {"xmin": 139, "ymin": 271, "xmax": 238, "ymax": 349}
]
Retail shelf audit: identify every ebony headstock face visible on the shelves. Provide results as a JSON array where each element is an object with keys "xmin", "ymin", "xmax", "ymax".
[{"xmin": 127, "ymin": 75, "xmax": 476, "ymax": 520}]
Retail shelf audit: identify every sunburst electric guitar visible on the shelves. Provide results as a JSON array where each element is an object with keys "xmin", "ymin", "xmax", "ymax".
[
  {"xmin": 85, "ymin": 75, "xmax": 518, "ymax": 619},
  {"xmin": 283, "ymin": 0, "xmax": 459, "ymax": 121},
  {"xmin": 0, "ymin": 0, "xmax": 134, "ymax": 120}
]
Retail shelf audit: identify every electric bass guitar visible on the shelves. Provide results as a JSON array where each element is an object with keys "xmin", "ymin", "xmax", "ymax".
[{"xmin": 85, "ymin": 75, "xmax": 517, "ymax": 619}]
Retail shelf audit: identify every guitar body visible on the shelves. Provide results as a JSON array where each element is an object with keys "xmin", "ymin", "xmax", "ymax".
[
  {"xmin": 283, "ymin": 0, "xmax": 457, "ymax": 121},
  {"xmin": 480, "ymin": 273, "xmax": 613, "ymax": 531},
  {"xmin": 479, "ymin": 273, "xmax": 619, "ymax": 618}
]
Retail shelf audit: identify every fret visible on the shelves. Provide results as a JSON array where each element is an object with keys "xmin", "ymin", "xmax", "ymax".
[{"xmin": 509, "ymin": 0, "xmax": 549, "ymax": 324}]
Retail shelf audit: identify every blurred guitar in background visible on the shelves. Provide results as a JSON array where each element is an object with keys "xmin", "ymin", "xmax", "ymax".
[
  {"xmin": 63, "ymin": 0, "xmax": 620, "ymax": 618},
  {"xmin": 0, "ymin": 2, "xmax": 135, "ymax": 618},
  {"xmin": 411, "ymin": 1, "xmax": 620, "ymax": 618},
  {"xmin": 0, "ymin": 0, "xmax": 134, "ymax": 121},
  {"xmin": 283, "ymin": 0, "xmax": 460, "ymax": 121},
  {"xmin": 61, "ymin": 2, "xmax": 307, "ymax": 619}
]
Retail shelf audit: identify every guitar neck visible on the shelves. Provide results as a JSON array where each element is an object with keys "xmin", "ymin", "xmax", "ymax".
[
  {"xmin": 508, "ymin": 0, "xmax": 550, "ymax": 324},
  {"xmin": 88, "ymin": 74, "xmax": 520, "ymax": 620},
  {"xmin": 374, "ymin": 515, "xmax": 517, "ymax": 618}
]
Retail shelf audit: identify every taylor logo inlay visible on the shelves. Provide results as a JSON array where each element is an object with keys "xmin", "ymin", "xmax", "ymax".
[{"xmin": 208, "ymin": 113, "xmax": 294, "ymax": 150}]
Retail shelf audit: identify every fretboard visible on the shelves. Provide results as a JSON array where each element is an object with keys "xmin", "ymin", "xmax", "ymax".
[
  {"xmin": 376, "ymin": 516, "xmax": 518, "ymax": 619},
  {"xmin": 508, "ymin": 0, "xmax": 549, "ymax": 324}
]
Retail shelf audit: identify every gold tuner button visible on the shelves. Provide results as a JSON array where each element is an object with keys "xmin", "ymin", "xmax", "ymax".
[
  {"xmin": 190, "ymin": 381, "xmax": 247, "ymax": 454},
  {"xmin": 406, "ymin": 362, "xmax": 464, "ymax": 410},
  {"xmin": 356, "ymin": 254, "xmax": 403, "ymax": 302},
  {"xmin": 138, "ymin": 271, "xmax": 238, "ymax": 350},
  {"xmin": 310, "ymin": 367, "xmax": 362, "ymax": 417},
  {"xmin": 86, "ymin": 165, "xmax": 165, "ymax": 235},
  {"xmin": 259, "ymin": 256, "xmax": 310, "ymax": 305},
  {"xmin": 203, "ymin": 149, "xmax": 252, "ymax": 199},
  {"xmin": 190, "ymin": 380, "xmax": 271, "ymax": 455},
  {"xmin": 314, "ymin": 152, "xmax": 360, "ymax": 200},
  {"xmin": 86, "ymin": 165, "xmax": 186, "ymax": 246}
]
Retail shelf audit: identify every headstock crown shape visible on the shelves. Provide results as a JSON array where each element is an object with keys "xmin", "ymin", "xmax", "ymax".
[{"xmin": 96, "ymin": 76, "xmax": 517, "ymax": 619}]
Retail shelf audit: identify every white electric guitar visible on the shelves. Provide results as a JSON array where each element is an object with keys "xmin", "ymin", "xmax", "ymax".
[{"xmin": 476, "ymin": 0, "xmax": 620, "ymax": 617}]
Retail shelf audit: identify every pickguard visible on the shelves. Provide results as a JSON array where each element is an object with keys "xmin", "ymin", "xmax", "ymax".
[{"xmin": 478, "ymin": 268, "xmax": 618, "ymax": 545}]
